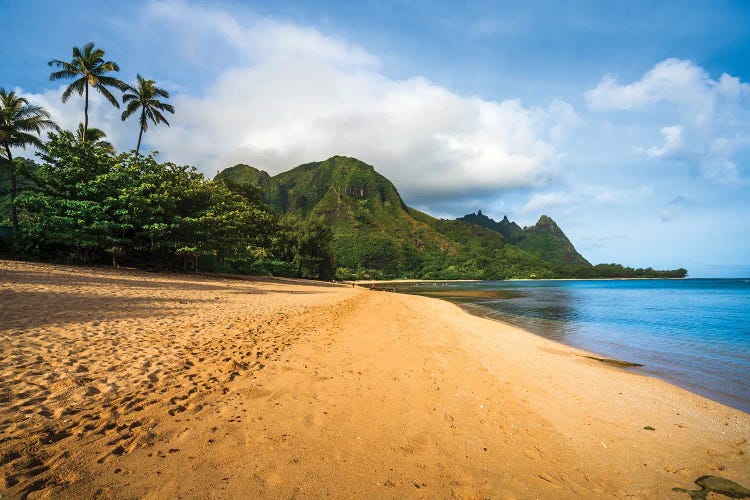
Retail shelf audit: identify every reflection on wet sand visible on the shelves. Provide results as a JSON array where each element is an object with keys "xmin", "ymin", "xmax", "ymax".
[{"xmin": 395, "ymin": 283, "xmax": 579, "ymax": 343}]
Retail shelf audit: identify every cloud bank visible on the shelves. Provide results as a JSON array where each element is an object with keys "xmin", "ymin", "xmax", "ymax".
[
  {"xmin": 136, "ymin": 0, "xmax": 576, "ymax": 201},
  {"xmin": 16, "ymin": 2, "xmax": 748, "ymax": 230},
  {"xmin": 586, "ymin": 58, "xmax": 750, "ymax": 183}
]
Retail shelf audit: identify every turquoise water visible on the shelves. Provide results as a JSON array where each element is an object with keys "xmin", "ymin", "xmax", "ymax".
[{"xmin": 396, "ymin": 279, "xmax": 750, "ymax": 413}]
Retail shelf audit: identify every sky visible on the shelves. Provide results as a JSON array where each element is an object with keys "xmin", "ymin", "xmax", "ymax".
[{"xmin": 2, "ymin": 0, "xmax": 749, "ymax": 277}]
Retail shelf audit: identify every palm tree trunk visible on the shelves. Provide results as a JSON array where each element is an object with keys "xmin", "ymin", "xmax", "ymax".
[
  {"xmin": 83, "ymin": 82, "xmax": 89, "ymax": 142},
  {"xmin": 5, "ymin": 145, "xmax": 18, "ymax": 235},
  {"xmin": 136, "ymin": 126, "xmax": 143, "ymax": 158},
  {"xmin": 135, "ymin": 109, "xmax": 146, "ymax": 159}
]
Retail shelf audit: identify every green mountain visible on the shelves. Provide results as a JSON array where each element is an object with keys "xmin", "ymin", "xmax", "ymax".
[
  {"xmin": 216, "ymin": 156, "xmax": 554, "ymax": 280},
  {"xmin": 458, "ymin": 210, "xmax": 590, "ymax": 267},
  {"xmin": 215, "ymin": 163, "xmax": 287, "ymax": 214},
  {"xmin": 216, "ymin": 155, "xmax": 687, "ymax": 280}
]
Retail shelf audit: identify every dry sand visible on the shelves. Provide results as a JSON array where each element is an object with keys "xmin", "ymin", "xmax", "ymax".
[{"xmin": 0, "ymin": 260, "xmax": 748, "ymax": 499}]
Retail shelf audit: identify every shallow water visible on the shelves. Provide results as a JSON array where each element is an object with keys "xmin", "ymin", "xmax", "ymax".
[{"xmin": 395, "ymin": 279, "xmax": 750, "ymax": 413}]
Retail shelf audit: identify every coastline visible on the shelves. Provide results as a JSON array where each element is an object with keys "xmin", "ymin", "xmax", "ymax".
[
  {"xmin": 384, "ymin": 278, "xmax": 750, "ymax": 414},
  {"xmin": 1, "ymin": 260, "xmax": 748, "ymax": 497},
  {"xmin": 356, "ymin": 277, "xmax": 689, "ymax": 284},
  {"xmin": 454, "ymin": 300, "xmax": 750, "ymax": 415},
  {"xmin": 352, "ymin": 278, "xmax": 482, "ymax": 285}
]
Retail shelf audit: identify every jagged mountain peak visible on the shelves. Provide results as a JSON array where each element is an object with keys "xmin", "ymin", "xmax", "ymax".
[{"xmin": 459, "ymin": 211, "xmax": 589, "ymax": 267}]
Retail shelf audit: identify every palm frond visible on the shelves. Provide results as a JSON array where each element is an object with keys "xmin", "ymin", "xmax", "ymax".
[
  {"xmin": 120, "ymin": 75, "xmax": 175, "ymax": 151},
  {"xmin": 98, "ymin": 75, "xmax": 128, "ymax": 91},
  {"xmin": 99, "ymin": 61, "xmax": 121, "ymax": 73},
  {"xmin": 7, "ymin": 132, "xmax": 45, "ymax": 150},
  {"xmin": 150, "ymin": 109, "xmax": 170, "ymax": 127},
  {"xmin": 61, "ymin": 78, "xmax": 86, "ymax": 102},
  {"xmin": 154, "ymin": 102, "xmax": 175, "ymax": 114},
  {"xmin": 49, "ymin": 68, "xmax": 78, "ymax": 81},
  {"xmin": 96, "ymin": 85, "xmax": 121, "ymax": 108},
  {"xmin": 120, "ymin": 99, "xmax": 141, "ymax": 120},
  {"xmin": 0, "ymin": 89, "xmax": 28, "ymax": 107},
  {"xmin": 48, "ymin": 58, "xmax": 69, "ymax": 69},
  {"xmin": 15, "ymin": 104, "xmax": 52, "ymax": 121},
  {"xmin": 0, "ymin": 91, "xmax": 56, "ymax": 152},
  {"xmin": 140, "ymin": 109, "xmax": 150, "ymax": 132},
  {"xmin": 50, "ymin": 42, "xmax": 125, "ymax": 116},
  {"xmin": 73, "ymin": 44, "xmax": 86, "ymax": 59}
]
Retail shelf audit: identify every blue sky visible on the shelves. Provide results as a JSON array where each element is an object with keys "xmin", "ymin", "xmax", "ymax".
[{"xmin": 2, "ymin": 0, "xmax": 749, "ymax": 276}]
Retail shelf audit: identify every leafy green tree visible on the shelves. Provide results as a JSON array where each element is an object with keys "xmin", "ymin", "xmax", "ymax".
[
  {"xmin": 294, "ymin": 217, "xmax": 335, "ymax": 280},
  {"xmin": 120, "ymin": 75, "xmax": 174, "ymax": 157},
  {"xmin": 48, "ymin": 42, "xmax": 126, "ymax": 141},
  {"xmin": 18, "ymin": 131, "xmax": 126, "ymax": 261},
  {"xmin": 270, "ymin": 216, "xmax": 335, "ymax": 280},
  {"xmin": 0, "ymin": 88, "xmax": 57, "ymax": 234},
  {"xmin": 18, "ymin": 131, "xmax": 277, "ymax": 270}
]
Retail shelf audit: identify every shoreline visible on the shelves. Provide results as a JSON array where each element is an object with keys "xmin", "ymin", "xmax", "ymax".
[
  {"xmin": 454, "ymin": 301, "xmax": 750, "ymax": 415},
  {"xmin": 355, "ymin": 277, "xmax": 692, "ymax": 285},
  {"xmin": 1, "ymin": 260, "xmax": 748, "ymax": 497},
  {"xmin": 376, "ymin": 279, "xmax": 750, "ymax": 415}
]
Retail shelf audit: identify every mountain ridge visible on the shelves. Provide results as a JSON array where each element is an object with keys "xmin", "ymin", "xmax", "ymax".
[
  {"xmin": 216, "ymin": 156, "xmax": 686, "ymax": 280},
  {"xmin": 458, "ymin": 210, "xmax": 590, "ymax": 267}
]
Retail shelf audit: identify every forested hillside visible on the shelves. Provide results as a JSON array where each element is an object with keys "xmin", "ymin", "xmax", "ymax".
[{"xmin": 216, "ymin": 157, "xmax": 687, "ymax": 280}]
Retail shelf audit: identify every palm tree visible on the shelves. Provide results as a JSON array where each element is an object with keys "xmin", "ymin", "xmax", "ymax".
[
  {"xmin": 75, "ymin": 123, "xmax": 114, "ymax": 152},
  {"xmin": 120, "ymin": 75, "xmax": 174, "ymax": 158},
  {"xmin": 48, "ymin": 42, "xmax": 126, "ymax": 142},
  {"xmin": 0, "ymin": 89, "xmax": 58, "ymax": 234}
]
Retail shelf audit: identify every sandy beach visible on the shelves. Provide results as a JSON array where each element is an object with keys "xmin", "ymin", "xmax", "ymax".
[{"xmin": 0, "ymin": 260, "xmax": 748, "ymax": 498}]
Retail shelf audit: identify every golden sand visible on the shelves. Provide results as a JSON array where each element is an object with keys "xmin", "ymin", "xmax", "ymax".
[{"xmin": 0, "ymin": 260, "xmax": 747, "ymax": 498}]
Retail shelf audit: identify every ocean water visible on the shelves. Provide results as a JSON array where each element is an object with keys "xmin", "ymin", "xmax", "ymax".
[{"xmin": 396, "ymin": 279, "xmax": 750, "ymax": 413}]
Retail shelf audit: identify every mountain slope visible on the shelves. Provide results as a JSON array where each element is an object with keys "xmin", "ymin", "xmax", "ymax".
[
  {"xmin": 519, "ymin": 215, "xmax": 590, "ymax": 266},
  {"xmin": 215, "ymin": 164, "xmax": 287, "ymax": 213},
  {"xmin": 459, "ymin": 210, "xmax": 590, "ymax": 267},
  {"xmin": 216, "ymin": 156, "xmax": 686, "ymax": 279},
  {"xmin": 458, "ymin": 210, "xmax": 523, "ymax": 242},
  {"xmin": 216, "ymin": 156, "xmax": 553, "ymax": 279}
]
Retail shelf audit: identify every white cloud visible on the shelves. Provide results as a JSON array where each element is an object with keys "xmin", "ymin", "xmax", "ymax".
[
  {"xmin": 133, "ymin": 0, "xmax": 575, "ymax": 200},
  {"xmin": 10, "ymin": 0, "xmax": 579, "ymax": 205},
  {"xmin": 647, "ymin": 125, "xmax": 683, "ymax": 158},
  {"xmin": 594, "ymin": 191, "xmax": 618, "ymax": 203},
  {"xmin": 518, "ymin": 191, "xmax": 570, "ymax": 214},
  {"xmin": 148, "ymin": 1, "xmax": 379, "ymax": 70},
  {"xmin": 585, "ymin": 58, "xmax": 750, "ymax": 184},
  {"xmin": 585, "ymin": 59, "xmax": 716, "ymax": 119}
]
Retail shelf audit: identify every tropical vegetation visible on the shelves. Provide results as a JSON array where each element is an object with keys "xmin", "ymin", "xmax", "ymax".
[
  {"xmin": 0, "ymin": 88, "xmax": 58, "ymax": 234},
  {"xmin": 1, "ymin": 42, "xmax": 334, "ymax": 279}
]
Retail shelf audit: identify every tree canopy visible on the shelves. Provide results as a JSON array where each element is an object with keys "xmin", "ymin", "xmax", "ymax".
[{"xmin": 0, "ymin": 88, "xmax": 58, "ymax": 233}]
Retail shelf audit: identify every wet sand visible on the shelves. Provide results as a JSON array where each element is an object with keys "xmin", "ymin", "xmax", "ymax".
[{"xmin": 1, "ymin": 260, "xmax": 748, "ymax": 498}]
